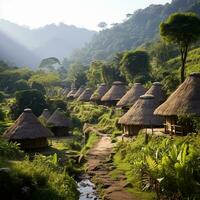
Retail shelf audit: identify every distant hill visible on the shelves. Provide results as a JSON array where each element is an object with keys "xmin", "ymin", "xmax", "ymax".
[
  {"xmin": 0, "ymin": 31, "xmax": 40, "ymax": 67},
  {"xmin": 71, "ymin": 0, "xmax": 200, "ymax": 64},
  {"xmin": 0, "ymin": 20, "xmax": 96, "ymax": 67}
]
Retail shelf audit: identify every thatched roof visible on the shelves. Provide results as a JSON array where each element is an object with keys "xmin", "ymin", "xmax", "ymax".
[
  {"xmin": 63, "ymin": 88, "xmax": 70, "ymax": 95},
  {"xmin": 47, "ymin": 108, "xmax": 71, "ymax": 127},
  {"xmin": 77, "ymin": 88, "xmax": 93, "ymax": 101},
  {"xmin": 3, "ymin": 109, "xmax": 53, "ymax": 139},
  {"xmin": 90, "ymin": 83, "xmax": 109, "ymax": 101},
  {"xmin": 66, "ymin": 88, "xmax": 77, "ymax": 98},
  {"xmin": 117, "ymin": 83, "xmax": 147, "ymax": 108},
  {"xmin": 145, "ymin": 82, "xmax": 166, "ymax": 103},
  {"xmin": 154, "ymin": 73, "xmax": 200, "ymax": 116},
  {"xmin": 73, "ymin": 86, "xmax": 85, "ymax": 98},
  {"xmin": 118, "ymin": 94, "xmax": 164, "ymax": 126},
  {"xmin": 40, "ymin": 109, "xmax": 51, "ymax": 120},
  {"xmin": 101, "ymin": 81, "xmax": 127, "ymax": 102}
]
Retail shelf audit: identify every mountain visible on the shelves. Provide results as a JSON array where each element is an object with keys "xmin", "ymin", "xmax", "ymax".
[
  {"xmin": 0, "ymin": 31, "xmax": 40, "ymax": 67},
  {"xmin": 0, "ymin": 20, "xmax": 96, "ymax": 67},
  {"xmin": 71, "ymin": 0, "xmax": 200, "ymax": 64}
]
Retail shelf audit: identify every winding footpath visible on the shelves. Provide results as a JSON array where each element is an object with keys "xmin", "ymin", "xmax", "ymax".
[{"xmin": 86, "ymin": 134, "xmax": 138, "ymax": 200}]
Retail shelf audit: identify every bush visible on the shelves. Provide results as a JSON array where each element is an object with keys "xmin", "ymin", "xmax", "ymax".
[
  {"xmin": 1, "ymin": 155, "xmax": 79, "ymax": 200},
  {"xmin": 114, "ymin": 132, "xmax": 200, "ymax": 199},
  {"xmin": 0, "ymin": 139, "xmax": 23, "ymax": 159},
  {"xmin": 10, "ymin": 89, "xmax": 47, "ymax": 119}
]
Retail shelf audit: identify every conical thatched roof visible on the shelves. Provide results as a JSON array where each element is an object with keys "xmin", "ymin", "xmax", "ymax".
[
  {"xmin": 47, "ymin": 108, "xmax": 71, "ymax": 127},
  {"xmin": 118, "ymin": 95, "xmax": 164, "ymax": 126},
  {"xmin": 3, "ymin": 109, "xmax": 53, "ymax": 139},
  {"xmin": 90, "ymin": 83, "xmax": 109, "ymax": 101},
  {"xmin": 154, "ymin": 73, "xmax": 200, "ymax": 116},
  {"xmin": 77, "ymin": 88, "xmax": 93, "ymax": 101},
  {"xmin": 73, "ymin": 86, "xmax": 85, "ymax": 98},
  {"xmin": 101, "ymin": 81, "xmax": 127, "ymax": 102},
  {"xmin": 117, "ymin": 83, "xmax": 147, "ymax": 108},
  {"xmin": 40, "ymin": 109, "xmax": 51, "ymax": 120},
  {"xmin": 66, "ymin": 88, "xmax": 77, "ymax": 98},
  {"xmin": 63, "ymin": 88, "xmax": 70, "ymax": 95},
  {"xmin": 145, "ymin": 82, "xmax": 166, "ymax": 103}
]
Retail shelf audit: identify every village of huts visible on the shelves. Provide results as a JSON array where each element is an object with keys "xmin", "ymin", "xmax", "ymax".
[{"xmin": 1, "ymin": 5, "xmax": 200, "ymax": 199}]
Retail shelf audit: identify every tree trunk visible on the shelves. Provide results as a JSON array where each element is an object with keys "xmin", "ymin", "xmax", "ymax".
[{"xmin": 180, "ymin": 45, "xmax": 188, "ymax": 83}]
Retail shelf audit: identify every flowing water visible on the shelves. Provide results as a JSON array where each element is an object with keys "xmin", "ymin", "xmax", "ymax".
[{"xmin": 78, "ymin": 177, "xmax": 98, "ymax": 200}]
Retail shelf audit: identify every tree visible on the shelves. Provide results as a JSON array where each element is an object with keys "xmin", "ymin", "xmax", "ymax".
[
  {"xmin": 160, "ymin": 12, "xmax": 200, "ymax": 82},
  {"xmin": 31, "ymin": 81, "xmax": 46, "ymax": 94},
  {"xmin": 39, "ymin": 57, "xmax": 61, "ymax": 72},
  {"xmin": 98, "ymin": 22, "xmax": 108, "ymax": 29},
  {"xmin": 120, "ymin": 50, "xmax": 150, "ymax": 83},
  {"xmin": 87, "ymin": 61, "xmax": 103, "ymax": 87},
  {"xmin": 66, "ymin": 63, "xmax": 88, "ymax": 88},
  {"xmin": 15, "ymin": 79, "xmax": 30, "ymax": 91},
  {"xmin": 10, "ymin": 89, "xmax": 47, "ymax": 119}
]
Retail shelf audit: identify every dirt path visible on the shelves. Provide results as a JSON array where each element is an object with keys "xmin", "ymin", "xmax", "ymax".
[{"xmin": 86, "ymin": 134, "xmax": 138, "ymax": 200}]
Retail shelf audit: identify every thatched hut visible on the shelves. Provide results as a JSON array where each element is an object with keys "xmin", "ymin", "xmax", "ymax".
[
  {"xmin": 117, "ymin": 83, "xmax": 147, "ymax": 109},
  {"xmin": 73, "ymin": 86, "xmax": 85, "ymax": 99},
  {"xmin": 77, "ymin": 88, "xmax": 93, "ymax": 102},
  {"xmin": 90, "ymin": 83, "xmax": 109, "ymax": 104},
  {"xmin": 66, "ymin": 88, "xmax": 77, "ymax": 100},
  {"xmin": 3, "ymin": 108, "xmax": 53, "ymax": 149},
  {"xmin": 63, "ymin": 88, "xmax": 70, "ymax": 96},
  {"xmin": 154, "ymin": 73, "xmax": 200, "ymax": 135},
  {"xmin": 40, "ymin": 109, "xmax": 51, "ymax": 121},
  {"xmin": 101, "ymin": 81, "xmax": 127, "ymax": 106},
  {"xmin": 118, "ymin": 95, "xmax": 164, "ymax": 136},
  {"xmin": 145, "ymin": 82, "xmax": 166, "ymax": 103},
  {"xmin": 47, "ymin": 108, "xmax": 71, "ymax": 137}
]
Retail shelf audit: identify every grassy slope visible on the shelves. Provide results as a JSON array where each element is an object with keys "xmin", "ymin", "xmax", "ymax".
[{"xmin": 166, "ymin": 47, "xmax": 200, "ymax": 75}]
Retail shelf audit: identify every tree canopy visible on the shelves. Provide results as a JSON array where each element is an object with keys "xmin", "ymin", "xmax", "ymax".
[
  {"xmin": 160, "ymin": 12, "xmax": 200, "ymax": 82},
  {"xmin": 120, "ymin": 50, "xmax": 150, "ymax": 83}
]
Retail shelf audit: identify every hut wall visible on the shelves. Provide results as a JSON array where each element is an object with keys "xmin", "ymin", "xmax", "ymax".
[
  {"xmin": 165, "ymin": 116, "xmax": 188, "ymax": 135},
  {"xmin": 123, "ymin": 125, "xmax": 141, "ymax": 136},
  {"xmin": 51, "ymin": 127, "xmax": 69, "ymax": 137},
  {"xmin": 10, "ymin": 138, "xmax": 48, "ymax": 149},
  {"xmin": 104, "ymin": 100, "xmax": 118, "ymax": 107}
]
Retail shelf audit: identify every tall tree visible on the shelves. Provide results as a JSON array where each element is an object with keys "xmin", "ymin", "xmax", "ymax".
[
  {"xmin": 160, "ymin": 12, "xmax": 200, "ymax": 82},
  {"xmin": 120, "ymin": 50, "xmax": 150, "ymax": 83},
  {"xmin": 66, "ymin": 63, "xmax": 87, "ymax": 88}
]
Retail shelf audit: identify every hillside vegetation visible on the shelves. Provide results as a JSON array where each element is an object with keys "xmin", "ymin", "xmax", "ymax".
[{"xmin": 71, "ymin": 0, "xmax": 200, "ymax": 64}]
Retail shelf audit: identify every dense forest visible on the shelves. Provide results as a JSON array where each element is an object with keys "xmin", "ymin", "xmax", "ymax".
[{"xmin": 0, "ymin": 0, "xmax": 200, "ymax": 199}]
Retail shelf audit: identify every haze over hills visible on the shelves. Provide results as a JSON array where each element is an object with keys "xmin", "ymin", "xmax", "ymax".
[
  {"xmin": 0, "ymin": 20, "xmax": 96, "ymax": 67},
  {"xmin": 0, "ymin": 0, "xmax": 200, "ymax": 68},
  {"xmin": 71, "ymin": 0, "xmax": 200, "ymax": 64}
]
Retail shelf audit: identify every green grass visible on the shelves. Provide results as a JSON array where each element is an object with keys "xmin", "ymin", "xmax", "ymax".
[
  {"xmin": 166, "ymin": 47, "xmax": 200, "ymax": 75},
  {"xmin": 79, "ymin": 132, "xmax": 99, "ymax": 159}
]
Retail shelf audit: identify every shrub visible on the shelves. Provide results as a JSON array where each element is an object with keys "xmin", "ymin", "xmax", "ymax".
[
  {"xmin": 1, "ymin": 155, "xmax": 79, "ymax": 200},
  {"xmin": 114, "ymin": 132, "xmax": 200, "ymax": 199},
  {"xmin": 0, "ymin": 139, "xmax": 23, "ymax": 159}
]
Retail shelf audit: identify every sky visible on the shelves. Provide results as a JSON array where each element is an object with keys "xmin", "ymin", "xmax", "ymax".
[{"xmin": 0, "ymin": 0, "xmax": 171, "ymax": 30}]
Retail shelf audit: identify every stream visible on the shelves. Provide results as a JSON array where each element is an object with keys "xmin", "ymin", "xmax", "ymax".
[{"xmin": 77, "ymin": 176, "xmax": 98, "ymax": 200}]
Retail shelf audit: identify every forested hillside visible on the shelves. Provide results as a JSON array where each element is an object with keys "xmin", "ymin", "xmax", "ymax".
[
  {"xmin": 71, "ymin": 0, "xmax": 200, "ymax": 64},
  {"xmin": 0, "ymin": 20, "xmax": 96, "ymax": 67}
]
